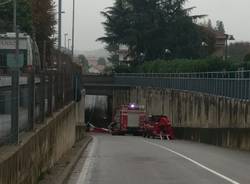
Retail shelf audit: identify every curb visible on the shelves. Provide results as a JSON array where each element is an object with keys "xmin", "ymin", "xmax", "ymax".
[{"xmin": 58, "ymin": 135, "xmax": 93, "ymax": 184}]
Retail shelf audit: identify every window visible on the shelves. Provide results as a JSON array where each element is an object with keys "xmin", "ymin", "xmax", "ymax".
[
  {"xmin": 6, "ymin": 53, "xmax": 25, "ymax": 68},
  {"xmin": 0, "ymin": 53, "xmax": 6, "ymax": 68},
  {"xmin": 0, "ymin": 50, "xmax": 27, "ymax": 69}
]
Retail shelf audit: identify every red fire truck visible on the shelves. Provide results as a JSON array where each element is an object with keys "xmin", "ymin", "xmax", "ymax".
[
  {"xmin": 109, "ymin": 103, "xmax": 146, "ymax": 135},
  {"xmin": 142, "ymin": 115, "xmax": 174, "ymax": 140}
]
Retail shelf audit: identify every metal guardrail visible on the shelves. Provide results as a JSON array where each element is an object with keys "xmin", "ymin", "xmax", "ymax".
[
  {"xmin": 116, "ymin": 70, "xmax": 250, "ymax": 78},
  {"xmin": 114, "ymin": 71, "xmax": 250, "ymax": 100},
  {"xmin": 0, "ymin": 71, "xmax": 78, "ymax": 145}
]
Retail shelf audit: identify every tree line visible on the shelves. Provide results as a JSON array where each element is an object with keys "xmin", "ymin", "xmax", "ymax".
[{"xmin": 98, "ymin": 0, "xmax": 217, "ymax": 65}]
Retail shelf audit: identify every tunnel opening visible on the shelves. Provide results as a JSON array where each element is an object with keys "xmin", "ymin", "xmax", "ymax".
[{"xmin": 85, "ymin": 95, "xmax": 112, "ymax": 128}]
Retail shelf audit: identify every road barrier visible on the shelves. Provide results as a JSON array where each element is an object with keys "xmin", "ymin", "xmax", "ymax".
[{"xmin": 114, "ymin": 70, "xmax": 250, "ymax": 101}]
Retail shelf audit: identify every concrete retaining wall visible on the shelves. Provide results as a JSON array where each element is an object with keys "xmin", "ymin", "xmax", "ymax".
[
  {"xmin": 113, "ymin": 87, "xmax": 250, "ymax": 150},
  {"xmin": 0, "ymin": 103, "xmax": 77, "ymax": 184}
]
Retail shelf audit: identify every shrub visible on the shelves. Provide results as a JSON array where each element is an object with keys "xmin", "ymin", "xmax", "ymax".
[
  {"xmin": 114, "ymin": 58, "xmax": 247, "ymax": 73},
  {"xmin": 243, "ymin": 53, "xmax": 250, "ymax": 62}
]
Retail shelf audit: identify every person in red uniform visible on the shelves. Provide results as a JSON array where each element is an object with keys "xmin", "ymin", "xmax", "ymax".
[{"xmin": 159, "ymin": 116, "xmax": 174, "ymax": 140}]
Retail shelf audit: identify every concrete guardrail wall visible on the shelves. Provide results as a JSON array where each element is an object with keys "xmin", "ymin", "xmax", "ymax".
[
  {"xmin": 0, "ymin": 102, "xmax": 79, "ymax": 184},
  {"xmin": 113, "ymin": 87, "xmax": 250, "ymax": 151}
]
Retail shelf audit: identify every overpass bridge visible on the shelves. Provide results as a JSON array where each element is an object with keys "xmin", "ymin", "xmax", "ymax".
[{"xmin": 81, "ymin": 74, "xmax": 131, "ymax": 96}]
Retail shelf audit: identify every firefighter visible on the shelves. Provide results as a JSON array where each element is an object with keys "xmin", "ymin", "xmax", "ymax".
[
  {"xmin": 159, "ymin": 116, "xmax": 174, "ymax": 140},
  {"xmin": 159, "ymin": 118, "xmax": 166, "ymax": 140}
]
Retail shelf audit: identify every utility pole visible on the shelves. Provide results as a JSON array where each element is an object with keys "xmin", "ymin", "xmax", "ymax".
[
  {"xmin": 13, "ymin": 0, "xmax": 16, "ymax": 32},
  {"xmin": 71, "ymin": 0, "xmax": 75, "ymax": 60},
  {"xmin": 58, "ymin": 0, "xmax": 62, "ymax": 50},
  {"xmin": 11, "ymin": 0, "xmax": 19, "ymax": 144}
]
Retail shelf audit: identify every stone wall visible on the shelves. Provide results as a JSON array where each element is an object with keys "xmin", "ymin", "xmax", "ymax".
[
  {"xmin": 113, "ymin": 87, "xmax": 250, "ymax": 150},
  {"xmin": 0, "ymin": 102, "xmax": 77, "ymax": 184}
]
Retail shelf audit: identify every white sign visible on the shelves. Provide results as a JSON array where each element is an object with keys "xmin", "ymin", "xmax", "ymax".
[
  {"xmin": 0, "ymin": 40, "xmax": 16, "ymax": 49},
  {"xmin": 0, "ymin": 39, "xmax": 27, "ymax": 50}
]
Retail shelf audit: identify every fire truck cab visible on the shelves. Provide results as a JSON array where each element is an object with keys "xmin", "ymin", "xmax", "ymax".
[{"xmin": 110, "ymin": 103, "xmax": 146, "ymax": 135}]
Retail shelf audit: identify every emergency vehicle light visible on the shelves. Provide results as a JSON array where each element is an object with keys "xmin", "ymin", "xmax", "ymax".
[{"xmin": 128, "ymin": 103, "xmax": 139, "ymax": 110}]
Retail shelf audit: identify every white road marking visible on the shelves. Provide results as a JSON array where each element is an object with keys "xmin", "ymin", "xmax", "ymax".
[
  {"xmin": 144, "ymin": 140, "xmax": 240, "ymax": 184},
  {"xmin": 76, "ymin": 137, "xmax": 96, "ymax": 184}
]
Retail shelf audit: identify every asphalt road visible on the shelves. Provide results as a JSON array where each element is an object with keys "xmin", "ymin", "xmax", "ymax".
[{"xmin": 67, "ymin": 134, "xmax": 250, "ymax": 184}]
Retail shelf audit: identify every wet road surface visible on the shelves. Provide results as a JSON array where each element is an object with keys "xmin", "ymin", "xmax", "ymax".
[{"xmin": 67, "ymin": 134, "xmax": 250, "ymax": 184}]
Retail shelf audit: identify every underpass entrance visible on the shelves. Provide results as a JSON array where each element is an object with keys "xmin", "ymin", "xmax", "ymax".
[{"xmin": 85, "ymin": 95, "xmax": 112, "ymax": 128}]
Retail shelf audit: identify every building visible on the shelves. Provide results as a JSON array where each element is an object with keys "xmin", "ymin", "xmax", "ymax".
[
  {"xmin": 212, "ymin": 31, "xmax": 227, "ymax": 57},
  {"xmin": 212, "ymin": 31, "xmax": 236, "ymax": 58},
  {"xmin": 118, "ymin": 45, "xmax": 133, "ymax": 63}
]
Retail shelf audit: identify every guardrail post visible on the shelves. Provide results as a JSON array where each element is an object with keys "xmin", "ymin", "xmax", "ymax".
[
  {"xmin": 11, "ymin": 70, "xmax": 19, "ymax": 144},
  {"xmin": 28, "ymin": 71, "xmax": 35, "ymax": 130}
]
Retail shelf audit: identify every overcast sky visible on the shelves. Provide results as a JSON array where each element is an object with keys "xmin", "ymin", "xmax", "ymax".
[{"xmin": 59, "ymin": 0, "xmax": 250, "ymax": 51}]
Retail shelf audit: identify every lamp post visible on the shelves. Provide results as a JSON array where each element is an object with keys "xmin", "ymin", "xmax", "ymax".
[
  {"xmin": 12, "ymin": 0, "xmax": 19, "ymax": 143},
  {"xmin": 1, "ymin": 0, "xmax": 20, "ymax": 143},
  {"xmin": 13, "ymin": 0, "xmax": 16, "ymax": 31},
  {"xmin": 58, "ymin": 0, "xmax": 62, "ymax": 50},
  {"xmin": 71, "ymin": 0, "xmax": 75, "ymax": 59}
]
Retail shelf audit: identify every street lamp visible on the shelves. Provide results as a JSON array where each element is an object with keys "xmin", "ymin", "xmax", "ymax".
[
  {"xmin": 58, "ymin": 0, "xmax": 62, "ymax": 50},
  {"xmin": 71, "ymin": 0, "xmax": 75, "ymax": 59}
]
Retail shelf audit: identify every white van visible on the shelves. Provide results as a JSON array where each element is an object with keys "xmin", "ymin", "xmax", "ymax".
[{"xmin": 0, "ymin": 32, "xmax": 41, "ymax": 72}]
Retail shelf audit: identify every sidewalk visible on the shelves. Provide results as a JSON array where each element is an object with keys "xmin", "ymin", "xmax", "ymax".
[{"xmin": 39, "ymin": 135, "xmax": 92, "ymax": 184}]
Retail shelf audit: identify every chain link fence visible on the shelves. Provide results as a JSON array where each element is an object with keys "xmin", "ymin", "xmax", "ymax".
[{"xmin": 114, "ymin": 70, "xmax": 250, "ymax": 100}]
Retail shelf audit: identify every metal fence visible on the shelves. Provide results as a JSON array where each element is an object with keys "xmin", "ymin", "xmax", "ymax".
[
  {"xmin": 0, "ymin": 70, "xmax": 79, "ymax": 145},
  {"xmin": 114, "ymin": 70, "xmax": 250, "ymax": 100}
]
